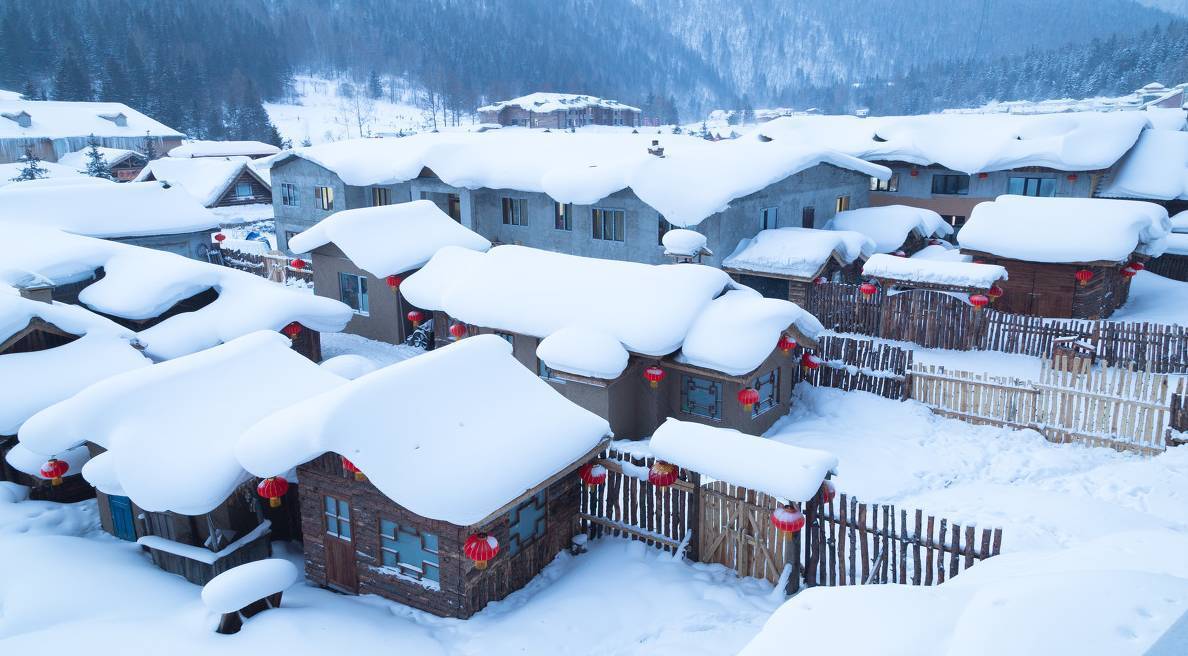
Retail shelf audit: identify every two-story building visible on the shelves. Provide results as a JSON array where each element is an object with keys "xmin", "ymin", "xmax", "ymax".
[
  {"xmin": 478, "ymin": 93, "xmax": 641, "ymax": 128},
  {"xmin": 0, "ymin": 98, "xmax": 183, "ymax": 163}
]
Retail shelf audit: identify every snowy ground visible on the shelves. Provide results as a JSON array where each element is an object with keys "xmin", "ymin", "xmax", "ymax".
[
  {"xmin": 1111, "ymin": 270, "xmax": 1188, "ymax": 324},
  {"xmin": 320, "ymin": 332, "xmax": 423, "ymax": 368}
]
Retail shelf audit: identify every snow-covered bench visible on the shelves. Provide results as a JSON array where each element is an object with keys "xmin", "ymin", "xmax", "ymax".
[{"xmin": 201, "ymin": 558, "xmax": 299, "ymax": 634}]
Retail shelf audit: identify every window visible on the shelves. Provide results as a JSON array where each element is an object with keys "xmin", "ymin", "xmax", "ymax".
[
  {"xmin": 1007, "ymin": 176, "xmax": 1056, "ymax": 197},
  {"xmin": 835, "ymin": 195, "xmax": 851, "ymax": 212},
  {"xmin": 324, "ymin": 496, "xmax": 351, "ymax": 540},
  {"xmin": 447, "ymin": 193, "xmax": 461, "ymax": 221},
  {"xmin": 538, "ymin": 358, "xmax": 564, "ymax": 383},
  {"xmin": 280, "ymin": 183, "xmax": 299, "ymax": 206},
  {"xmin": 760, "ymin": 207, "xmax": 779, "ymax": 231},
  {"xmin": 379, "ymin": 519, "xmax": 439, "ymax": 583},
  {"xmin": 592, "ymin": 208, "xmax": 625, "ymax": 241},
  {"xmin": 870, "ymin": 174, "xmax": 899, "ymax": 192},
  {"xmin": 507, "ymin": 492, "xmax": 547, "ymax": 555},
  {"xmin": 801, "ymin": 206, "xmax": 816, "ymax": 229},
  {"xmin": 235, "ymin": 181, "xmax": 253, "ymax": 199},
  {"xmin": 554, "ymin": 202, "xmax": 572, "ymax": 230},
  {"xmin": 658, "ymin": 216, "xmax": 674, "ymax": 245},
  {"xmin": 315, "ymin": 185, "xmax": 335, "ymax": 210},
  {"xmin": 371, "ymin": 187, "xmax": 391, "ymax": 206},
  {"xmin": 338, "ymin": 272, "xmax": 369, "ymax": 315},
  {"xmin": 931, "ymin": 174, "xmax": 970, "ymax": 195},
  {"xmin": 681, "ymin": 374, "xmax": 723, "ymax": 420},
  {"xmin": 750, "ymin": 369, "xmax": 780, "ymax": 417},
  {"xmin": 502, "ymin": 197, "xmax": 528, "ymax": 226}
]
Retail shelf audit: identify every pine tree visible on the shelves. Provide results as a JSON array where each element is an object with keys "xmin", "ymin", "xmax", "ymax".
[
  {"xmin": 141, "ymin": 131, "xmax": 158, "ymax": 161},
  {"xmin": 83, "ymin": 135, "xmax": 114, "ymax": 180},
  {"xmin": 11, "ymin": 147, "xmax": 48, "ymax": 182},
  {"xmin": 52, "ymin": 47, "xmax": 92, "ymax": 101},
  {"xmin": 367, "ymin": 70, "xmax": 383, "ymax": 99}
]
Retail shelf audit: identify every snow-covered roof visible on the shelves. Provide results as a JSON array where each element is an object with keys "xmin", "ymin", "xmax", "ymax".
[
  {"xmin": 478, "ymin": 92, "xmax": 640, "ymax": 114},
  {"xmin": 17, "ymin": 332, "xmax": 347, "ymax": 515},
  {"xmin": 757, "ymin": 111, "xmax": 1150, "ymax": 174},
  {"xmin": 1163, "ymin": 233, "xmax": 1188, "ymax": 256},
  {"xmin": 0, "ymin": 160, "xmax": 92, "ymax": 188},
  {"xmin": 272, "ymin": 131, "xmax": 888, "ymax": 227},
  {"xmin": 1173, "ymin": 210, "xmax": 1188, "ymax": 233},
  {"xmin": 0, "ymin": 181, "xmax": 220, "ymax": 238},
  {"xmin": 649, "ymin": 418, "xmax": 836, "ymax": 502},
  {"xmin": 910, "ymin": 243, "xmax": 970, "ymax": 262},
  {"xmin": 134, "ymin": 156, "xmax": 263, "ymax": 207},
  {"xmin": 677, "ymin": 290, "xmax": 823, "ymax": 376},
  {"xmin": 723, "ymin": 227, "xmax": 875, "ymax": 278},
  {"xmin": 959, "ymin": 196, "xmax": 1171, "ymax": 263},
  {"xmin": 169, "ymin": 140, "xmax": 280, "ymax": 159},
  {"xmin": 236, "ymin": 335, "xmax": 611, "ymax": 526},
  {"xmin": 1, "ymin": 227, "xmax": 353, "ymax": 360},
  {"xmin": 1098, "ymin": 129, "xmax": 1188, "ymax": 201},
  {"xmin": 825, "ymin": 205, "xmax": 954, "ymax": 253},
  {"xmin": 57, "ymin": 147, "xmax": 144, "ymax": 171},
  {"xmin": 863, "ymin": 254, "xmax": 1007, "ymax": 290},
  {"xmin": 4, "ymin": 442, "xmax": 92, "ymax": 480},
  {"xmin": 288, "ymin": 200, "xmax": 491, "ymax": 276},
  {"xmin": 0, "ymin": 99, "xmax": 183, "ymax": 139}
]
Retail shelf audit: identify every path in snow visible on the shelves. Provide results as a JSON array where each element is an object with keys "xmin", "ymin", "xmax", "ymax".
[{"xmin": 320, "ymin": 332, "xmax": 424, "ymax": 368}]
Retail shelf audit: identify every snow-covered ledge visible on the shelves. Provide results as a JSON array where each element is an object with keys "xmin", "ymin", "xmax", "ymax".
[{"xmin": 138, "ymin": 520, "xmax": 271, "ymax": 566}]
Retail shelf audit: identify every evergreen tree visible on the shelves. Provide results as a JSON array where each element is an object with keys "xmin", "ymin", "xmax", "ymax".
[
  {"xmin": 367, "ymin": 70, "xmax": 383, "ymax": 99},
  {"xmin": 100, "ymin": 56, "xmax": 131, "ymax": 102},
  {"xmin": 739, "ymin": 95, "xmax": 755, "ymax": 124},
  {"xmin": 52, "ymin": 47, "xmax": 92, "ymax": 100},
  {"xmin": 141, "ymin": 131, "xmax": 158, "ymax": 161},
  {"xmin": 83, "ymin": 135, "xmax": 114, "ymax": 180},
  {"xmin": 11, "ymin": 147, "xmax": 48, "ymax": 182}
]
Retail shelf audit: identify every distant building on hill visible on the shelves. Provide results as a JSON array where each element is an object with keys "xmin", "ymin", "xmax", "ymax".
[
  {"xmin": 477, "ymin": 93, "xmax": 641, "ymax": 128},
  {"xmin": 0, "ymin": 99, "xmax": 183, "ymax": 164}
]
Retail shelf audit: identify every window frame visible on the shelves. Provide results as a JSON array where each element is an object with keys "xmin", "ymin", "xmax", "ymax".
[
  {"xmin": 680, "ymin": 374, "xmax": 723, "ymax": 420},
  {"xmin": 371, "ymin": 186, "xmax": 391, "ymax": 207},
  {"xmin": 750, "ymin": 368, "xmax": 781, "ymax": 417},
  {"xmin": 506, "ymin": 491, "xmax": 548, "ymax": 556},
  {"xmin": 280, "ymin": 183, "xmax": 299, "ymax": 207},
  {"xmin": 378, "ymin": 518, "xmax": 440, "ymax": 583},
  {"xmin": 834, "ymin": 195, "xmax": 851, "ymax": 213},
  {"xmin": 930, "ymin": 174, "xmax": 970, "ymax": 196},
  {"xmin": 338, "ymin": 271, "xmax": 370, "ymax": 316},
  {"xmin": 314, "ymin": 185, "xmax": 335, "ymax": 211},
  {"xmin": 554, "ymin": 201, "xmax": 573, "ymax": 231},
  {"xmin": 324, "ymin": 495, "xmax": 351, "ymax": 540},
  {"xmin": 592, "ymin": 207, "xmax": 626, "ymax": 242},
  {"xmin": 870, "ymin": 174, "xmax": 899, "ymax": 192},
  {"xmin": 760, "ymin": 206, "xmax": 779, "ymax": 231},
  {"xmin": 502, "ymin": 197, "xmax": 528, "ymax": 226},
  {"xmin": 234, "ymin": 181, "xmax": 253, "ymax": 200},
  {"xmin": 1007, "ymin": 176, "xmax": 1056, "ymax": 197}
]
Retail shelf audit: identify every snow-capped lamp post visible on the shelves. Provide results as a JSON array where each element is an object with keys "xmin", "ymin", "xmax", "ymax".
[
  {"xmin": 202, "ymin": 558, "xmax": 299, "ymax": 635},
  {"xmin": 464, "ymin": 533, "xmax": 500, "ymax": 570}
]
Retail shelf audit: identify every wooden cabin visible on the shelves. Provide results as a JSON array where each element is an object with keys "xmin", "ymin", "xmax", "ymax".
[
  {"xmin": 135, "ymin": 156, "xmax": 271, "ymax": 208},
  {"xmin": 236, "ymin": 336, "xmax": 612, "ymax": 619},
  {"xmin": 722, "ymin": 226, "xmax": 874, "ymax": 305},
  {"xmin": 57, "ymin": 147, "xmax": 148, "ymax": 181}
]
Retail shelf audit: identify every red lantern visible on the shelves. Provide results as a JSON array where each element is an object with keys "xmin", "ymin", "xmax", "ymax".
[
  {"xmin": 256, "ymin": 476, "xmax": 289, "ymax": 508},
  {"xmin": 578, "ymin": 463, "xmax": 608, "ymax": 487},
  {"xmin": 464, "ymin": 533, "xmax": 500, "ymax": 570},
  {"xmin": 978, "ymin": 172, "xmax": 988, "ymax": 179},
  {"xmin": 282, "ymin": 322, "xmax": 303, "ymax": 340},
  {"xmin": 213, "ymin": 233, "xmax": 227, "ymax": 243},
  {"xmin": 819, "ymin": 480, "xmax": 837, "ymax": 505},
  {"xmin": 777, "ymin": 334, "xmax": 797, "ymax": 355},
  {"xmin": 289, "ymin": 258, "xmax": 307, "ymax": 270},
  {"xmin": 385, "ymin": 275, "xmax": 402, "ymax": 291},
  {"xmin": 987, "ymin": 285, "xmax": 1004, "ymax": 302},
  {"xmin": 644, "ymin": 365, "xmax": 666, "ymax": 389},
  {"xmin": 801, "ymin": 352, "xmax": 821, "ymax": 372},
  {"xmin": 1121, "ymin": 265, "xmax": 1137, "ymax": 279},
  {"xmin": 341, "ymin": 456, "xmax": 365, "ymax": 482},
  {"xmin": 1129, "ymin": 261, "xmax": 1145, "ymax": 272},
  {"xmin": 1075, "ymin": 269, "xmax": 1094, "ymax": 286},
  {"xmin": 968, "ymin": 294, "xmax": 989, "ymax": 310},
  {"xmin": 648, "ymin": 461, "xmax": 678, "ymax": 488},
  {"xmin": 813, "ymin": 276, "xmax": 828, "ymax": 286},
  {"xmin": 859, "ymin": 282, "xmax": 878, "ymax": 299},
  {"xmin": 1067, "ymin": 174, "xmax": 1078, "ymax": 182},
  {"xmin": 449, "ymin": 322, "xmax": 467, "ymax": 340},
  {"xmin": 770, "ymin": 505, "xmax": 806, "ymax": 536},
  {"xmin": 910, "ymin": 169, "xmax": 919, "ymax": 177},
  {"xmin": 738, "ymin": 387, "xmax": 760, "ymax": 412},
  {"xmin": 407, "ymin": 310, "xmax": 424, "ymax": 328},
  {"xmin": 40, "ymin": 458, "xmax": 69, "ymax": 487}
]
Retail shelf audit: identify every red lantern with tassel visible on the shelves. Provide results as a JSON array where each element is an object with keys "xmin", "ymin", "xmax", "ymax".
[
  {"xmin": 464, "ymin": 533, "xmax": 500, "ymax": 570},
  {"xmin": 648, "ymin": 461, "xmax": 678, "ymax": 488},
  {"xmin": 40, "ymin": 458, "xmax": 69, "ymax": 487},
  {"xmin": 968, "ymin": 294, "xmax": 989, "ymax": 310},
  {"xmin": 213, "ymin": 232, "xmax": 227, "ymax": 244},
  {"xmin": 643, "ymin": 365, "xmax": 665, "ymax": 389},
  {"xmin": 801, "ymin": 352, "xmax": 821, "ymax": 372},
  {"xmin": 407, "ymin": 310, "xmax": 424, "ymax": 328},
  {"xmin": 819, "ymin": 480, "xmax": 837, "ymax": 505},
  {"xmin": 385, "ymin": 275, "xmax": 402, "ymax": 291},
  {"xmin": 859, "ymin": 282, "xmax": 878, "ymax": 299},
  {"xmin": 578, "ymin": 463, "xmax": 608, "ymax": 487},
  {"xmin": 777, "ymin": 334, "xmax": 797, "ymax": 355},
  {"xmin": 448, "ymin": 322, "xmax": 467, "ymax": 340},
  {"xmin": 1075, "ymin": 269, "xmax": 1094, "ymax": 286},
  {"xmin": 987, "ymin": 285, "xmax": 1004, "ymax": 302},
  {"xmin": 282, "ymin": 322, "xmax": 303, "ymax": 340},
  {"xmin": 256, "ymin": 476, "xmax": 289, "ymax": 508},
  {"xmin": 289, "ymin": 258, "xmax": 307, "ymax": 270},
  {"xmin": 738, "ymin": 387, "xmax": 760, "ymax": 412},
  {"xmin": 770, "ymin": 505, "xmax": 806, "ymax": 536},
  {"xmin": 1129, "ymin": 261, "xmax": 1145, "ymax": 272},
  {"xmin": 341, "ymin": 456, "xmax": 365, "ymax": 481}
]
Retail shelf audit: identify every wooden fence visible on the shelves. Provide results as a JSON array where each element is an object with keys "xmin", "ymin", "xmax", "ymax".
[
  {"xmin": 218, "ymin": 248, "xmax": 314, "ymax": 285},
  {"xmin": 803, "ymin": 494, "xmax": 1002, "ymax": 587},
  {"xmin": 910, "ymin": 358, "xmax": 1184, "ymax": 455},
  {"xmin": 800, "ymin": 335, "xmax": 913, "ymax": 401},
  {"xmin": 1170, "ymin": 393, "xmax": 1188, "ymax": 447}
]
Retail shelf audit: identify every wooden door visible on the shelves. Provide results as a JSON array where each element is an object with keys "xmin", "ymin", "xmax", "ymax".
[
  {"xmin": 699, "ymin": 481, "xmax": 798, "ymax": 585},
  {"xmin": 322, "ymin": 495, "xmax": 358, "ymax": 593},
  {"xmin": 108, "ymin": 495, "xmax": 137, "ymax": 541}
]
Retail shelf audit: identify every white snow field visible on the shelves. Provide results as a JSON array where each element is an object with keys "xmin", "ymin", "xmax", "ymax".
[{"xmin": 264, "ymin": 76, "xmax": 445, "ymax": 146}]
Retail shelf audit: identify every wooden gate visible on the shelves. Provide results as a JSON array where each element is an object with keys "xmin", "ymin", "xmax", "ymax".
[
  {"xmin": 698, "ymin": 481, "xmax": 800, "ymax": 588},
  {"xmin": 880, "ymin": 289, "xmax": 983, "ymax": 350}
]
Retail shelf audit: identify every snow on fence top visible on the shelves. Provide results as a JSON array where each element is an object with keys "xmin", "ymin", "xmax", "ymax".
[
  {"xmin": 2, "ymin": 227, "xmax": 353, "ymax": 360},
  {"xmin": 649, "ymin": 418, "xmax": 837, "ymax": 502},
  {"xmin": 57, "ymin": 146, "xmax": 143, "ymax": 171},
  {"xmin": 201, "ymin": 558, "xmax": 299, "ymax": 614},
  {"xmin": 169, "ymin": 140, "xmax": 281, "ymax": 159},
  {"xmin": 824, "ymin": 205, "xmax": 953, "ymax": 254},
  {"xmin": 288, "ymin": 200, "xmax": 491, "ymax": 276},
  {"xmin": 959, "ymin": 196, "xmax": 1171, "ymax": 263},
  {"xmin": 723, "ymin": 227, "xmax": 875, "ymax": 278},
  {"xmin": 1099, "ymin": 128, "xmax": 1188, "ymax": 201},
  {"xmin": 677, "ymin": 290, "xmax": 823, "ymax": 376},
  {"xmin": 862, "ymin": 253, "xmax": 1008, "ymax": 290},
  {"xmin": 18, "ymin": 332, "xmax": 347, "ymax": 515},
  {"xmin": 237, "ymin": 335, "xmax": 611, "ymax": 526},
  {"xmin": 0, "ymin": 181, "xmax": 219, "ymax": 238},
  {"xmin": 757, "ymin": 111, "xmax": 1150, "ymax": 174},
  {"xmin": 477, "ymin": 92, "xmax": 640, "ymax": 114},
  {"xmin": 0, "ymin": 99, "xmax": 183, "ymax": 139},
  {"xmin": 134, "ymin": 156, "xmax": 261, "ymax": 207},
  {"xmin": 272, "ymin": 130, "xmax": 888, "ymax": 227}
]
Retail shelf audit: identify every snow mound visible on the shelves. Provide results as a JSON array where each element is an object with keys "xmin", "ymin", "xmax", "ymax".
[
  {"xmin": 0, "ymin": 181, "xmax": 219, "ymax": 238},
  {"xmin": 1171, "ymin": 210, "xmax": 1188, "ymax": 233},
  {"xmin": 661, "ymin": 229, "xmax": 709, "ymax": 258},
  {"xmin": 537, "ymin": 325, "xmax": 630, "ymax": 380},
  {"xmin": 201, "ymin": 558, "xmax": 299, "ymax": 614},
  {"xmin": 319, "ymin": 354, "xmax": 379, "ymax": 380},
  {"xmin": 678, "ymin": 289, "xmax": 822, "ymax": 376},
  {"xmin": 863, "ymin": 253, "xmax": 1007, "ymax": 289},
  {"xmin": 724, "ymin": 227, "xmax": 875, "ymax": 278},
  {"xmin": 1099, "ymin": 128, "xmax": 1188, "ymax": 201},
  {"xmin": 825, "ymin": 205, "xmax": 953, "ymax": 253}
]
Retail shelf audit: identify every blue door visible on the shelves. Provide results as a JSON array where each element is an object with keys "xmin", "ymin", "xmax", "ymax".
[{"xmin": 108, "ymin": 495, "xmax": 136, "ymax": 541}]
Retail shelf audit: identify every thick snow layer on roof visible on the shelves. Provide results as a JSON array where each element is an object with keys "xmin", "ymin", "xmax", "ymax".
[
  {"xmin": 0, "ymin": 181, "xmax": 219, "ymax": 238},
  {"xmin": 4, "ymin": 442, "xmax": 91, "ymax": 480},
  {"xmin": 537, "ymin": 326, "xmax": 630, "ymax": 380},
  {"xmin": 288, "ymin": 200, "xmax": 491, "ymax": 277},
  {"xmin": 169, "ymin": 140, "xmax": 280, "ymax": 158},
  {"xmin": 201, "ymin": 559, "xmax": 299, "ymax": 614},
  {"xmin": 959, "ymin": 196, "xmax": 1171, "ymax": 263},
  {"xmin": 0, "ymin": 100, "xmax": 183, "ymax": 139},
  {"xmin": 910, "ymin": 243, "xmax": 971, "ymax": 262},
  {"xmin": 478, "ymin": 92, "xmax": 640, "ymax": 113},
  {"xmin": 863, "ymin": 253, "xmax": 1007, "ymax": 289},
  {"xmin": 0, "ymin": 161, "xmax": 91, "ymax": 188},
  {"xmin": 757, "ymin": 111, "xmax": 1150, "ymax": 174},
  {"xmin": 1144, "ymin": 107, "xmax": 1187, "ymax": 131},
  {"xmin": 403, "ymin": 245, "xmax": 732, "ymax": 358},
  {"xmin": 57, "ymin": 147, "xmax": 142, "ymax": 171},
  {"xmin": 1173, "ymin": 210, "xmax": 1188, "ymax": 233},
  {"xmin": 724, "ymin": 227, "xmax": 874, "ymax": 278},
  {"xmin": 237, "ymin": 335, "xmax": 610, "ymax": 526},
  {"xmin": 1165, "ymin": 233, "xmax": 1188, "ymax": 256},
  {"xmin": 649, "ymin": 419, "xmax": 836, "ymax": 502},
  {"xmin": 319, "ymin": 354, "xmax": 379, "ymax": 380},
  {"xmin": 274, "ymin": 131, "xmax": 887, "ymax": 227},
  {"xmin": 134, "ymin": 156, "xmax": 255, "ymax": 207},
  {"xmin": 678, "ymin": 289, "xmax": 823, "ymax": 376},
  {"xmin": 18, "ymin": 332, "xmax": 346, "ymax": 515},
  {"xmin": 825, "ymin": 205, "xmax": 953, "ymax": 253},
  {"xmin": 1099, "ymin": 129, "xmax": 1188, "ymax": 201},
  {"xmin": 661, "ymin": 229, "xmax": 709, "ymax": 257},
  {"xmin": 2, "ymin": 227, "xmax": 352, "ymax": 360}
]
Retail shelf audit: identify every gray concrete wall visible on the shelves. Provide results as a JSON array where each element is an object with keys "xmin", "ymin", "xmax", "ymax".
[
  {"xmin": 112, "ymin": 230, "xmax": 215, "ymax": 261},
  {"xmin": 309, "ymin": 245, "xmax": 416, "ymax": 343}
]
